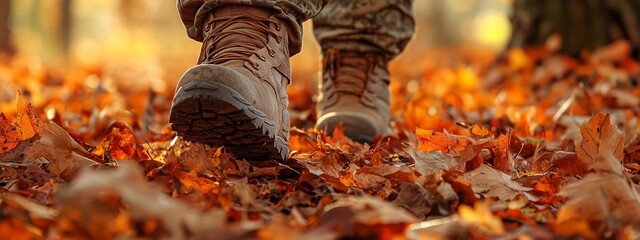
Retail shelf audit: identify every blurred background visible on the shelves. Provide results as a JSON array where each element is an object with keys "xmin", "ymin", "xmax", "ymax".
[{"xmin": 0, "ymin": 0, "xmax": 513, "ymax": 91}]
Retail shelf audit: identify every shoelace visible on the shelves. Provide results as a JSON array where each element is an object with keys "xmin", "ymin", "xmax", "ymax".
[
  {"xmin": 323, "ymin": 48, "xmax": 388, "ymax": 96},
  {"xmin": 199, "ymin": 15, "xmax": 282, "ymax": 68}
]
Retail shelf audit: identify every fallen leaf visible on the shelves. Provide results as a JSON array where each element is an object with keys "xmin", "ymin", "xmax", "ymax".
[
  {"xmin": 56, "ymin": 162, "xmax": 247, "ymax": 239},
  {"xmin": 416, "ymin": 129, "xmax": 452, "ymax": 152},
  {"xmin": 24, "ymin": 123, "xmax": 98, "ymax": 180},
  {"xmin": 557, "ymin": 170, "xmax": 640, "ymax": 234},
  {"xmin": 462, "ymin": 164, "xmax": 538, "ymax": 202},
  {"xmin": 557, "ymin": 114, "xmax": 640, "ymax": 235},
  {"xmin": 93, "ymin": 121, "xmax": 149, "ymax": 161},
  {"xmin": 575, "ymin": 113, "xmax": 625, "ymax": 172},
  {"xmin": 0, "ymin": 113, "xmax": 20, "ymax": 153},
  {"xmin": 393, "ymin": 182, "xmax": 436, "ymax": 218}
]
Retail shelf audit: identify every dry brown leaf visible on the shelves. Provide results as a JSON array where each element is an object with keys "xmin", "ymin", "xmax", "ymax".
[
  {"xmin": 557, "ymin": 113, "xmax": 640, "ymax": 235},
  {"xmin": 557, "ymin": 169, "xmax": 640, "ymax": 233},
  {"xmin": 625, "ymin": 133, "xmax": 640, "ymax": 164},
  {"xmin": 0, "ymin": 122, "xmax": 98, "ymax": 181},
  {"xmin": 406, "ymin": 148, "xmax": 456, "ymax": 180},
  {"xmin": 393, "ymin": 182, "xmax": 436, "ymax": 219},
  {"xmin": 575, "ymin": 113, "xmax": 625, "ymax": 172},
  {"xmin": 24, "ymin": 123, "xmax": 98, "ymax": 180},
  {"xmin": 462, "ymin": 164, "xmax": 538, "ymax": 202}
]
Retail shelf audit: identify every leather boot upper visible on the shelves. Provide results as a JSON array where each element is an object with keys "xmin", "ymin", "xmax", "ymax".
[
  {"xmin": 316, "ymin": 48, "xmax": 391, "ymax": 142},
  {"xmin": 208, "ymin": 5, "xmax": 290, "ymax": 139}
]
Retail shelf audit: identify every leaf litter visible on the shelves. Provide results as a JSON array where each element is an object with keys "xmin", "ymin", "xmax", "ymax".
[{"xmin": 1, "ymin": 40, "xmax": 640, "ymax": 239}]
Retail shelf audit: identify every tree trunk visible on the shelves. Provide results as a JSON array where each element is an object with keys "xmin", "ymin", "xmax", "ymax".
[
  {"xmin": 508, "ymin": 0, "xmax": 640, "ymax": 58},
  {"xmin": 0, "ymin": 0, "xmax": 14, "ymax": 55},
  {"xmin": 60, "ymin": 0, "xmax": 72, "ymax": 54}
]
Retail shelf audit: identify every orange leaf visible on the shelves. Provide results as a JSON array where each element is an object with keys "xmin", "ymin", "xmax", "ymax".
[
  {"xmin": 331, "ymin": 122, "xmax": 349, "ymax": 143},
  {"xmin": 0, "ymin": 113, "xmax": 20, "ymax": 153},
  {"xmin": 416, "ymin": 128, "xmax": 451, "ymax": 152},
  {"xmin": 491, "ymin": 134, "xmax": 513, "ymax": 173},
  {"xmin": 93, "ymin": 121, "xmax": 149, "ymax": 161},
  {"xmin": 15, "ymin": 92, "xmax": 43, "ymax": 140},
  {"xmin": 469, "ymin": 124, "xmax": 490, "ymax": 139}
]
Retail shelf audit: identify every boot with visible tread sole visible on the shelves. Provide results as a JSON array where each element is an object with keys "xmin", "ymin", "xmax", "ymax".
[{"xmin": 170, "ymin": 5, "xmax": 291, "ymax": 161}]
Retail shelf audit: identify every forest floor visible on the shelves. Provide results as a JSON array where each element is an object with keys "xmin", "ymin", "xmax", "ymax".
[{"xmin": 1, "ymin": 40, "xmax": 640, "ymax": 239}]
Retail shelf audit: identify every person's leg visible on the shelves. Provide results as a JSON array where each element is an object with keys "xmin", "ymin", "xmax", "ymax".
[
  {"xmin": 171, "ymin": 0, "xmax": 327, "ymax": 161},
  {"xmin": 313, "ymin": 0, "xmax": 415, "ymax": 142}
]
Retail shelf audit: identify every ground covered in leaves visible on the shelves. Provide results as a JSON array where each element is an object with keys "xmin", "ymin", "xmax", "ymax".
[{"xmin": 1, "ymin": 40, "xmax": 640, "ymax": 239}]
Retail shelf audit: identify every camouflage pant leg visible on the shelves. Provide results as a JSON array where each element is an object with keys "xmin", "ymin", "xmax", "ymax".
[
  {"xmin": 177, "ymin": 0, "xmax": 328, "ymax": 56},
  {"xmin": 312, "ymin": 0, "xmax": 415, "ymax": 58}
]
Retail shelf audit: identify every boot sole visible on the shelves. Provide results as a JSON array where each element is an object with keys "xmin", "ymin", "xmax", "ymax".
[{"xmin": 169, "ymin": 81, "xmax": 288, "ymax": 161}]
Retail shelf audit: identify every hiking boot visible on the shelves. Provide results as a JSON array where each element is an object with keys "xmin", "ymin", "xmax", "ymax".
[
  {"xmin": 170, "ymin": 5, "xmax": 291, "ymax": 161},
  {"xmin": 316, "ymin": 48, "xmax": 392, "ymax": 143}
]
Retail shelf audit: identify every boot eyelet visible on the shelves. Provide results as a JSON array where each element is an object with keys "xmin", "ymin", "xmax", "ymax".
[
  {"xmin": 275, "ymin": 24, "xmax": 282, "ymax": 31},
  {"xmin": 269, "ymin": 50, "xmax": 276, "ymax": 57},
  {"xmin": 252, "ymin": 63, "xmax": 260, "ymax": 69},
  {"xmin": 258, "ymin": 54, "xmax": 267, "ymax": 61}
]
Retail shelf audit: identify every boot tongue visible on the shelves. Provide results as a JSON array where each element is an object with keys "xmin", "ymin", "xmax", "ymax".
[{"xmin": 212, "ymin": 6, "xmax": 272, "ymax": 59}]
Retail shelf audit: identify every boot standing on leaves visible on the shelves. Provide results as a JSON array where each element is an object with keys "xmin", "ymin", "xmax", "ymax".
[
  {"xmin": 170, "ymin": 0, "xmax": 415, "ymax": 161},
  {"xmin": 313, "ymin": 0, "xmax": 415, "ymax": 143}
]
